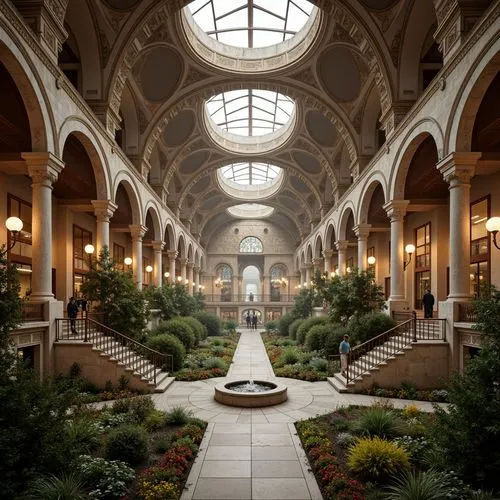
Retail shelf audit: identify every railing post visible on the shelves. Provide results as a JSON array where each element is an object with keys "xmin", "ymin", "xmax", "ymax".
[
  {"xmin": 84, "ymin": 317, "xmax": 88, "ymax": 343},
  {"xmin": 412, "ymin": 311, "xmax": 417, "ymax": 342}
]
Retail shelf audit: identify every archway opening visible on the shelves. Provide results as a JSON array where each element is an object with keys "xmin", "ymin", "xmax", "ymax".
[{"xmin": 242, "ymin": 265, "xmax": 260, "ymax": 301}]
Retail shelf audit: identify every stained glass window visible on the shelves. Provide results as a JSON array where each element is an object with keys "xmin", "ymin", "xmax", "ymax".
[{"xmin": 240, "ymin": 236, "xmax": 263, "ymax": 253}]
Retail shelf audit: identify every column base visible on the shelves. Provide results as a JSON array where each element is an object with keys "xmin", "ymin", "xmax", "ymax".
[
  {"xmin": 446, "ymin": 294, "xmax": 472, "ymax": 302},
  {"xmin": 29, "ymin": 293, "xmax": 55, "ymax": 303},
  {"xmin": 385, "ymin": 299, "xmax": 411, "ymax": 316}
]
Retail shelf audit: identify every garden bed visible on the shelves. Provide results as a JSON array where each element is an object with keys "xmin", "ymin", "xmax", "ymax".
[
  {"xmin": 355, "ymin": 382, "xmax": 449, "ymax": 403},
  {"xmin": 262, "ymin": 333, "xmax": 330, "ymax": 381},
  {"xmin": 174, "ymin": 333, "xmax": 239, "ymax": 381}
]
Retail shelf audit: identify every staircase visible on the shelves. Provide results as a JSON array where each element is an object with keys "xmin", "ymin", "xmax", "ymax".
[
  {"xmin": 328, "ymin": 314, "xmax": 448, "ymax": 393},
  {"xmin": 56, "ymin": 317, "xmax": 174, "ymax": 393}
]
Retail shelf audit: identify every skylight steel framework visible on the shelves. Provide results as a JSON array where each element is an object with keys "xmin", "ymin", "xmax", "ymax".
[
  {"xmin": 221, "ymin": 162, "xmax": 281, "ymax": 185},
  {"xmin": 187, "ymin": 0, "xmax": 314, "ymax": 49},
  {"xmin": 207, "ymin": 89, "xmax": 294, "ymax": 137}
]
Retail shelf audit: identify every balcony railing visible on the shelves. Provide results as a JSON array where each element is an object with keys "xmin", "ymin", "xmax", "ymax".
[
  {"xmin": 204, "ymin": 294, "xmax": 297, "ymax": 303},
  {"xmin": 458, "ymin": 302, "xmax": 476, "ymax": 323},
  {"xmin": 21, "ymin": 301, "xmax": 45, "ymax": 322}
]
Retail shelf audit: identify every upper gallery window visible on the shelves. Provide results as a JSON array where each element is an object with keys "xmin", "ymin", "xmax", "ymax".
[
  {"xmin": 206, "ymin": 89, "xmax": 294, "ymax": 137},
  {"xmin": 240, "ymin": 236, "xmax": 263, "ymax": 253},
  {"xmin": 186, "ymin": 0, "xmax": 314, "ymax": 49}
]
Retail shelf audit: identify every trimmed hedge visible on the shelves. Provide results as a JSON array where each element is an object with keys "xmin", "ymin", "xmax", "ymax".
[
  {"xmin": 324, "ymin": 325, "xmax": 350, "ymax": 356},
  {"xmin": 296, "ymin": 316, "xmax": 331, "ymax": 344},
  {"xmin": 289, "ymin": 318, "xmax": 304, "ymax": 340},
  {"xmin": 145, "ymin": 333, "xmax": 185, "ymax": 371},
  {"xmin": 180, "ymin": 316, "xmax": 206, "ymax": 343},
  {"xmin": 104, "ymin": 424, "xmax": 149, "ymax": 466},
  {"xmin": 305, "ymin": 324, "xmax": 331, "ymax": 352},
  {"xmin": 162, "ymin": 318, "xmax": 196, "ymax": 350},
  {"xmin": 348, "ymin": 312, "xmax": 396, "ymax": 345},
  {"xmin": 194, "ymin": 311, "xmax": 221, "ymax": 337},
  {"xmin": 278, "ymin": 313, "xmax": 295, "ymax": 336}
]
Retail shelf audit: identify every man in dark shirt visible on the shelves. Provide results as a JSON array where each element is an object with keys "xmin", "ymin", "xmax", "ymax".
[
  {"xmin": 422, "ymin": 289, "xmax": 435, "ymax": 318},
  {"xmin": 67, "ymin": 296, "xmax": 79, "ymax": 334}
]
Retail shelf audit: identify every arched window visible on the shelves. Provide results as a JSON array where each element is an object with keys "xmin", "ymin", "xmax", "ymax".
[
  {"xmin": 218, "ymin": 264, "xmax": 232, "ymax": 281},
  {"xmin": 270, "ymin": 264, "xmax": 288, "ymax": 301},
  {"xmin": 215, "ymin": 264, "xmax": 233, "ymax": 302},
  {"xmin": 240, "ymin": 237, "xmax": 263, "ymax": 253}
]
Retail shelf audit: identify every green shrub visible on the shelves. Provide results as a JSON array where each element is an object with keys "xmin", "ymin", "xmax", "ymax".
[
  {"xmin": 162, "ymin": 318, "xmax": 196, "ymax": 350},
  {"xmin": 280, "ymin": 347, "xmax": 301, "ymax": 365},
  {"xmin": 223, "ymin": 319, "xmax": 237, "ymax": 332},
  {"xmin": 179, "ymin": 316, "xmax": 206, "ymax": 344},
  {"xmin": 354, "ymin": 407, "xmax": 405, "ymax": 439},
  {"xmin": 305, "ymin": 324, "xmax": 331, "ymax": 351},
  {"xmin": 203, "ymin": 357, "xmax": 227, "ymax": 370},
  {"xmin": 64, "ymin": 417, "xmax": 102, "ymax": 454},
  {"xmin": 78, "ymin": 455, "xmax": 135, "ymax": 499},
  {"xmin": 194, "ymin": 311, "xmax": 221, "ymax": 336},
  {"xmin": 278, "ymin": 313, "xmax": 295, "ymax": 336},
  {"xmin": 385, "ymin": 469, "xmax": 451, "ymax": 500},
  {"xmin": 324, "ymin": 325, "xmax": 350, "ymax": 355},
  {"xmin": 143, "ymin": 409, "xmax": 167, "ymax": 431},
  {"xmin": 27, "ymin": 473, "xmax": 86, "ymax": 500},
  {"xmin": 104, "ymin": 425, "xmax": 149, "ymax": 466},
  {"xmin": 146, "ymin": 333, "xmax": 185, "ymax": 371},
  {"xmin": 289, "ymin": 318, "xmax": 304, "ymax": 340},
  {"xmin": 347, "ymin": 436, "xmax": 410, "ymax": 483},
  {"xmin": 296, "ymin": 316, "xmax": 331, "ymax": 344},
  {"xmin": 165, "ymin": 406, "xmax": 193, "ymax": 425},
  {"xmin": 128, "ymin": 396, "xmax": 156, "ymax": 423},
  {"xmin": 309, "ymin": 357, "xmax": 328, "ymax": 372},
  {"xmin": 153, "ymin": 437, "xmax": 170, "ymax": 454},
  {"xmin": 348, "ymin": 312, "xmax": 396, "ymax": 345},
  {"xmin": 265, "ymin": 320, "xmax": 278, "ymax": 332},
  {"xmin": 211, "ymin": 344, "xmax": 225, "ymax": 355}
]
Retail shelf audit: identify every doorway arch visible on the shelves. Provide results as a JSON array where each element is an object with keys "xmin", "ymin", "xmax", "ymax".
[{"xmin": 242, "ymin": 265, "xmax": 261, "ymax": 301}]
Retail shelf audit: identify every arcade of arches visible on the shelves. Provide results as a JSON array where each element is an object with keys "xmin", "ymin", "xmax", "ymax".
[{"xmin": 1, "ymin": 0, "xmax": 499, "ymax": 378}]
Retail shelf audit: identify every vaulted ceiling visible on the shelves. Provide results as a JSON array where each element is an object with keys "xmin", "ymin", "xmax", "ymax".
[{"xmin": 59, "ymin": 0, "xmax": 442, "ymax": 248}]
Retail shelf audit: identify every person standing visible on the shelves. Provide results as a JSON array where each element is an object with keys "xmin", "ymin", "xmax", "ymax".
[
  {"xmin": 339, "ymin": 334, "xmax": 350, "ymax": 377},
  {"xmin": 252, "ymin": 313, "xmax": 257, "ymax": 330},
  {"xmin": 422, "ymin": 289, "xmax": 435, "ymax": 318},
  {"xmin": 246, "ymin": 313, "xmax": 251, "ymax": 328},
  {"xmin": 67, "ymin": 296, "xmax": 79, "ymax": 334}
]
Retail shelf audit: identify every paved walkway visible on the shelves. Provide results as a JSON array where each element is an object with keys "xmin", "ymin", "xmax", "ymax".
[{"xmin": 152, "ymin": 329, "xmax": 439, "ymax": 500}]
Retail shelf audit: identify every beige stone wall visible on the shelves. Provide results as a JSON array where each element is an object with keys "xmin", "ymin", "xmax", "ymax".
[
  {"xmin": 353, "ymin": 342, "xmax": 450, "ymax": 391},
  {"xmin": 54, "ymin": 342, "xmax": 152, "ymax": 392}
]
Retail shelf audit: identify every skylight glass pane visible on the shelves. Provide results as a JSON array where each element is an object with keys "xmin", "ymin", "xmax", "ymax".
[
  {"xmin": 187, "ymin": 0, "xmax": 314, "ymax": 49},
  {"xmin": 206, "ymin": 89, "xmax": 294, "ymax": 137},
  {"xmin": 220, "ymin": 162, "xmax": 281, "ymax": 186}
]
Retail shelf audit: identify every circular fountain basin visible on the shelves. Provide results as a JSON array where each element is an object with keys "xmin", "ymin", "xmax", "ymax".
[{"xmin": 214, "ymin": 380, "xmax": 288, "ymax": 407}]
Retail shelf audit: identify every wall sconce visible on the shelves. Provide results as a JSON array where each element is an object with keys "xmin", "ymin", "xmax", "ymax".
[
  {"xmin": 2, "ymin": 216, "xmax": 23, "ymax": 257},
  {"xmin": 403, "ymin": 244, "xmax": 415, "ymax": 270},
  {"xmin": 330, "ymin": 271, "xmax": 335, "ymax": 278},
  {"xmin": 486, "ymin": 217, "xmax": 500, "ymax": 249},
  {"xmin": 124, "ymin": 257, "xmax": 132, "ymax": 266},
  {"xmin": 177, "ymin": 276, "xmax": 183, "ymax": 282},
  {"xmin": 201, "ymin": 285, "xmax": 205, "ymax": 290},
  {"xmin": 346, "ymin": 266, "xmax": 352, "ymax": 273},
  {"xmin": 145, "ymin": 265, "xmax": 153, "ymax": 273},
  {"xmin": 297, "ymin": 284, "xmax": 302, "ymax": 289},
  {"xmin": 185, "ymin": 279, "xmax": 189, "ymax": 285},
  {"xmin": 164, "ymin": 271, "xmax": 170, "ymax": 278},
  {"xmin": 367, "ymin": 256, "xmax": 376, "ymax": 266},
  {"xmin": 84, "ymin": 244, "xmax": 95, "ymax": 255},
  {"xmin": 303, "ymin": 282, "xmax": 307, "ymax": 287}
]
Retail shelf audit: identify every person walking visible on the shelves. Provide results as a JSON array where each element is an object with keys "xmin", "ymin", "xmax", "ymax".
[
  {"xmin": 67, "ymin": 296, "xmax": 79, "ymax": 334},
  {"xmin": 339, "ymin": 334, "xmax": 350, "ymax": 377},
  {"xmin": 246, "ymin": 313, "xmax": 251, "ymax": 328},
  {"xmin": 251, "ymin": 313, "xmax": 257, "ymax": 330},
  {"xmin": 422, "ymin": 289, "xmax": 435, "ymax": 318}
]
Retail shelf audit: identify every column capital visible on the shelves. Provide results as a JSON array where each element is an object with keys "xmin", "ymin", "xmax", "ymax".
[
  {"xmin": 438, "ymin": 152, "xmax": 481, "ymax": 185},
  {"xmin": 167, "ymin": 250, "xmax": 178, "ymax": 260},
  {"xmin": 151, "ymin": 240, "xmax": 165, "ymax": 252},
  {"xmin": 353, "ymin": 223, "xmax": 372, "ymax": 239},
  {"xmin": 335, "ymin": 240, "xmax": 349, "ymax": 252},
  {"xmin": 23, "ymin": 152, "xmax": 64, "ymax": 185},
  {"xmin": 383, "ymin": 200, "xmax": 410, "ymax": 222},
  {"xmin": 186, "ymin": 261, "xmax": 194, "ymax": 269},
  {"xmin": 91, "ymin": 199, "xmax": 118, "ymax": 222},
  {"xmin": 322, "ymin": 249, "xmax": 334, "ymax": 259},
  {"xmin": 193, "ymin": 266, "xmax": 201, "ymax": 272},
  {"xmin": 304, "ymin": 262, "xmax": 313, "ymax": 269},
  {"xmin": 129, "ymin": 224, "xmax": 148, "ymax": 240},
  {"xmin": 179, "ymin": 258, "xmax": 188, "ymax": 265}
]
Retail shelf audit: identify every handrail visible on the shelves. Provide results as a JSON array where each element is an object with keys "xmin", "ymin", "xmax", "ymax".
[
  {"xmin": 203, "ymin": 294, "xmax": 298, "ymax": 303},
  {"xmin": 56, "ymin": 317, "xmax": 173, "ymax": 383}
]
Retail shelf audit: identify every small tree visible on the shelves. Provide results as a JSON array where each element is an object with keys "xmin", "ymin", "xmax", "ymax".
[
  {"xmin": 315, "ymin": 268, "xmax": 385, "ymax": 325},
  {"xmin": 291, "ymin": 289, "xmax": 313, "ymax": 319},
  {"xmin": 144, "ymin": 283, "xmax": 204, "ymax": 321},
  {"xmin": 81, "ymin": 247, "xmax": 148, "ymax": 339},
  {"xmin": 432, "ymin": 286, "xmax": 500, "ymax": 491},
  {"xmin": 0, "ymin": 246, "xmax": 21, "ymax": 349}
]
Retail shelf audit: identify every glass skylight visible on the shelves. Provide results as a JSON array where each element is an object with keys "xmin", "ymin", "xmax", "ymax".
[
  {"xmin": 221, "ymin": 162, "xmax": 281, "ymax": 185},
  {"xmin": 227, "ymin": 204, "xmax": 275, "ymax": 218},
  {"xmin": 186, "ymin": 0, "xmax": 314, "ymax": 49},
  {"xmin": 207, "ymin": 89, "xmax": 294, "ymax": 137}
]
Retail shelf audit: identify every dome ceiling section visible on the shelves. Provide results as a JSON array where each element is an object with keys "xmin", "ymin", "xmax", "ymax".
[
  {"xmin": 133, "ymin": 45, "xmax": 183, "ymax": 103},
  {"xmin": 162, "ymin": 110, "xmax": 196, "ymax": 147},
  {"xmin": 360, "ymin": 0, "xmax": 400, "ymax": 10},
  {"xmin": 305, "ymin": 110, "xmax": 338, "ymax": 147},
  {"xmin": 227, "ymin": 204, "xmax": 274, "ymax": 219}
]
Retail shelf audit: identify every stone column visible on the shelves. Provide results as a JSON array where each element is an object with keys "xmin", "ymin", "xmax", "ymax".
[
  {"xmin": 322, "ymin": 250, "xmax": 334, "ymax": 275},
  {"xmin": 438, "ymin": 153, "xmax": 481, "ymax": 300},
  {"xmin": 383, "ymin": 200, "xmax": 410, "ymax": 303},
  {"xmin": 187, "ymin": 262, "xmax": 194, "ymax": 296},
  {"xmin": 129, "ymin": 225, "xmax": 147, "ymax": 290},
  {"xmin": 180, "ymin": 258, "xmax": 187, "ymax": 284},
  {"xmin": 168, "ymin": 251, "xmax": 177, "ymax": 284},
  {"xmin": 335, "ymin": 240, "xmax": 349, "ymax": 277},
  {"xmin": 194, "ymin": 266, "xmax": 200, "ymax": 294},
  {"xmin": 91, "ymin": 200, "xmax": 117, "ymax": 255},
  {"xmin": 312, "ymin": 258, "xmax": 323, "ymax": 276},
  {"xmin": 23, "ymin": 153, "xmax": 64, "ymax": 301},
  {"xmin": 354, "ymin": 224, "xmax": 372, "ymax": 271},
  {"xmin": 304, "ymin": 263, "xmax": 312, "ymax": 288},
  {"xmin": 152, "ymin": 241, "xmax": 164, "ymax": 287}
]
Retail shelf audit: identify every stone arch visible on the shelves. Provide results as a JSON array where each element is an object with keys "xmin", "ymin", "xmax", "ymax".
[
  {"xmin": 324, "ymin": 221, "xmax": 337, "ymax": 251},
  {"xmin": 0, "ymin": 37, "xmax": 53, "ymax": 152},
  {"xmin": 112, "ymin": 173, "xmax": 142, "ymax": 225},
  {"xmin": 177, "ymin": 232, "xmax": 187, "ymax": 258},
  {"xmin": 338, "ymin": 202, "xmax": 357, "ymax": 240},
  {"xmin": 360, "ymin": 83, "xmax": 381, "ymax": 156},
  {"xmin": 187, "ymin": 243, "xmax": 194, "ymax": 262},
  {"xmin": 306, "ymin": 244, "xmax": 313, "ymax": 262},
  {"xmin": 449, "ymin": 44, "xmax": 500, "ymax": 153},
  {"xmin": 58, "ymin": 118, "xmax": 110, "ymax": 200},
  {"xmin": 120, "ymin": 84, "xmax": 140, "ymax": 156},
  {"xmin": 313, "ymin": 234, "xmax": 324, "ymax": 259},
  {"xmin": 163, "ymin": 219, "xmax": 176, "ymax": 251},
  {"xmin": 390, "ymin": 119, "xmax": 445, "ymax": 200},
  {"xmin": 143, "ymin": 202, "xmax": 162, "ymax": 241},
  {"xmin": 358, "ymin": 173, "xmax": 388, "ymax": 225}
]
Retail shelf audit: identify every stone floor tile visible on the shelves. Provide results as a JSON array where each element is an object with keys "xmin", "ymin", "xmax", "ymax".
[
  {"xmin": 252, "ymin": 423, "xmax": 290, "ymax": 434},
  {"xmin": 192, "ymin": 478, "xmax": 251, "ymax": 499},
  {"xmin": 251, "ymin": 433, "xmax": 294, "ymax": 446},
  {"xmin": 210, "ymin": 433, "xmax": 251, "ymax": 446},
  {"xmin": 212, "ymin": 423, "xmax": 251, "ymax": 434},
  {"xmin": 251, "ymin": 478, "xmax": 311, "ymax": 499},
  {"xmin": 205, "ymin": 445, "xmax": 251, "ymax": 461},
  {"xmin": 252, "ymin": 446, "xmax": 298, "ymax": 461},
  {"xmin": 252, "ymin": 460, "xmax": 304, "ymax": 478},
  {"xmin": 200, "ymin": 460, "xmax": 251, "ymax": 478}
]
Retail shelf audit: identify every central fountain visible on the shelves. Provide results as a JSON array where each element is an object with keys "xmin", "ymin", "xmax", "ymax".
[{"xmin": 214, "ymin": 379, "xmax": 288, "ymax": 407}]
